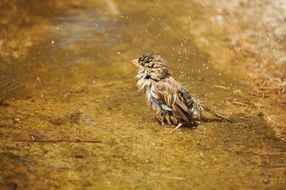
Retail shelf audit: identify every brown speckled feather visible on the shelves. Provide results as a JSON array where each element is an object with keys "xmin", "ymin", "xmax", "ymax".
[
  {"xmin": 154, "ymin": 76, "xmax": 201, "ymax": 123},
  {"xmin": 132, "ymin": 52, "xmax": 232, "ymax": 126}
]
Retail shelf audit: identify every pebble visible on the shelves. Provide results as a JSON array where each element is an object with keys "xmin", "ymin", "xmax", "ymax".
[
  {"xmin": 233, "ymin": 89, "xmax": 242, "ymax": 94},
  {"xmin": 13, "ymin": 118, "xmax": 20, "ymax": 123}
]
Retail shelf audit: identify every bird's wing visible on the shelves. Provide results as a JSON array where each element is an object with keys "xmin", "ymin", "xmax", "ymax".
[{"xmin": 152, "ymin": 76, "xmax": 196, "ymax": 122}]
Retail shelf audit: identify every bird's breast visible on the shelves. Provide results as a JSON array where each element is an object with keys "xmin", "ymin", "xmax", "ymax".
[{"xmin": 137, "ymin": 77, "xmax": 152, "ymax": 92}]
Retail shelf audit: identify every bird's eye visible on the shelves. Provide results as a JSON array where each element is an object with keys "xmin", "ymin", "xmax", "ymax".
[{"xmin": 147, "ymin": 62, "xmax": 154, "ymax": 68}]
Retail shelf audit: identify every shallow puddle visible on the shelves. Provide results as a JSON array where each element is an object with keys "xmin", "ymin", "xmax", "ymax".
[{"xmin": 0, "ymin": 1, "xmax": 285, "ymax": 189}]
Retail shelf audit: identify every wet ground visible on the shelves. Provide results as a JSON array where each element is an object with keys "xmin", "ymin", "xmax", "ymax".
[{"xmin": 0, "ymin": 1, "xmax": 285, "ymax": 189}]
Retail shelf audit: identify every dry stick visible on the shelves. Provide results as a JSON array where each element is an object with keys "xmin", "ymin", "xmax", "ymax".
[
  {"xmin": 14, "ymin": 139, "xmax": 101, "ymax": 143},
  {"xmin": 232, "ymin": 101, "xmax": 248, "ymax": 106}
]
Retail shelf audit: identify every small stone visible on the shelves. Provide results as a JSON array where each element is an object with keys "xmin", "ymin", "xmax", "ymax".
[
  {"xmin": 13, "ymin": 118, "xmax": 20, "ymax": 123},
  {"xmin": 263, "ymin": 178, "xmax": 270, "ymax": 184},
  {"xmin": 64, "ymin": 93, "xmax": 71, "ymax": 98},
  {"xmin": 74, "ymin": 154, "xmax": 84, "ymax": 159},
  {"xmin": 210, "ymin": 15, "xmax": 224, "ymax": 24},
  {"xmin": 36, "ymin": 77, "xmax": 41, "ymax": 83},
  {"xmin": 258, "ymin": 112, "xmax": 264, "ymax": 117},
  {"xmin": 233, "ymin": 89, "xmax": 242, "ymax": 94},
  {"xmin": 69, "ymin": 112, "xmax": 81, "ymax": 124},
  {"xmin": 49, "ymin": 117, "xmax": 66, "ymax": 126},
  {"xmin": 107, "ymin": 104, "xmax": 113, "ymax": 110}
]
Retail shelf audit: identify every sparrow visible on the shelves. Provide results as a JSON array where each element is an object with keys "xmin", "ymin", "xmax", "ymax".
[{"xmin": 132, "ymin": 52, "xmax": 233, "ymax": 129}]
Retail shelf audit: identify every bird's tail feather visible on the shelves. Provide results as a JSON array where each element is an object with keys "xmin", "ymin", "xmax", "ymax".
[{"xmin": 201, "ymin": 105, "xmax": 234, "ymax": 123}]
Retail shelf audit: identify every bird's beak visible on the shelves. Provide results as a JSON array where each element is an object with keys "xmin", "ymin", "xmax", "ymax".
[{"xmin": 132, "ymin": 59, "xmax": 140, "ymax": 67}]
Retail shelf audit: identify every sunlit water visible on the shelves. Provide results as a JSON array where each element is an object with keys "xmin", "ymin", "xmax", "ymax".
[{"xmin": 0, "ymin": 1, "xmax": 285, "ymax": 189}]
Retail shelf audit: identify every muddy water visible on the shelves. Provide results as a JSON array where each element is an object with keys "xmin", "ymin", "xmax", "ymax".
[{"xmin": 0, "ymin": 1, "xmax": 285, "ymax": 189}]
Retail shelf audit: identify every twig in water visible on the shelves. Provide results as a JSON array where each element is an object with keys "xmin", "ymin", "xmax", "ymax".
[
  {"xmin": 14, "ymin": 139, "xmax": 101, "ymax": 143},
  {"xmin": 213, "ymin": 85, "xmax": 229, "ymax": 90},
  {"xmin": 232, "ymin": 101, "xmax": 249, "ymax": 106}
]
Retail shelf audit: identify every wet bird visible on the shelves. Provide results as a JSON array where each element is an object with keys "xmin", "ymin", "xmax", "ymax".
[{"xmin": 132, "ymin": 52, "xmax": 232, "ymax": 130}]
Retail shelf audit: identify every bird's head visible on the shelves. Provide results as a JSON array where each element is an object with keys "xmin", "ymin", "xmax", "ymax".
[
  {"xmin": 132, "ymin": 52, "xmax": 167, "ymax": 69},
  {"xmin": 132, "ymin": 52, "xmax": 169, "ymax": 81}
]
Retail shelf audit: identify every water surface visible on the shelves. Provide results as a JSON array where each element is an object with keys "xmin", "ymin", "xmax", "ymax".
[{"xmin": 0, "ymin": 1, "xmax": 285, "ymax": 189}]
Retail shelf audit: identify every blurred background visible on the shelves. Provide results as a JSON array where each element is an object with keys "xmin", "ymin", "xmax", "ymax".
[{"xmin": 0, "ymin": 0, "xmax": 285, "ymax": 189}]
